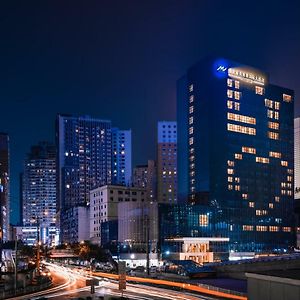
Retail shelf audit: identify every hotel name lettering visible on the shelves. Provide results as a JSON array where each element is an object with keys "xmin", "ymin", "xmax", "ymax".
[{"xmin": 228, "ymin": 68, "xmax": 265, "ymax": 86}]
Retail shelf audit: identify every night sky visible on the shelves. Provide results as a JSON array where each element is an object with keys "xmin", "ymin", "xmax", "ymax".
[{"xmin": 1, "ymin": 1, "xmax": 299, "ymax": 224}]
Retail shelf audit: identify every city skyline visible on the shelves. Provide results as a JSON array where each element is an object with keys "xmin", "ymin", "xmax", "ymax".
[
  {"xmin": 1, "ymin": 2, "xmax": 300, "ymax": 299},
  {"xmin": 1, "ymin": 1, "xmax": 300, "ymax": 225}
]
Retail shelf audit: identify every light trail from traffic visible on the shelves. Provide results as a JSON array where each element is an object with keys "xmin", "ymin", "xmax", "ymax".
[
  {"xmin": 92, "ymin": 270, "xmax": 247, "ymax": 300},
  {"xmin": 12, "ymin": 262, "xmax": 246, "ymax": 300}
]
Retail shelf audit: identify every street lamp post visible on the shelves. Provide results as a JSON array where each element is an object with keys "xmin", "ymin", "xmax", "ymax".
[
  {"xmin": 14, "ymin": 237, "xmax": 17, "ymax": 294},
  {"xmin": 36, "ymin": 221, "xmax": 41, "ymax": 276}
]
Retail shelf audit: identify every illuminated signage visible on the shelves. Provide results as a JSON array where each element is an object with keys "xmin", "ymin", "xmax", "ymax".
[
  {"xmin": 228, "ymin": 68, "xmax": 265, "ymax": 86},
  {"xmin": 217, "ymin": 65, "xmax": 227, "ymax": 72}
]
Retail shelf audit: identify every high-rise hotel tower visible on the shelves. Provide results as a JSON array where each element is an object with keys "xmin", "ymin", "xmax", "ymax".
[{"xmin": 177, "ymin": 58, "xmax": 295, "ymax": 252}]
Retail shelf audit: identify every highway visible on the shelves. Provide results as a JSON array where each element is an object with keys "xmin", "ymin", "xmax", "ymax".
[{"xmin": 13, "ymin": 262, "xmax": 247, "ymax": 300}]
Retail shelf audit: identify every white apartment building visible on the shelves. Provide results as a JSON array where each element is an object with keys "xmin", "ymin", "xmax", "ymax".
[{"xmin": 89, "ymin": 185, "xmax": 147, "ymax": 245}]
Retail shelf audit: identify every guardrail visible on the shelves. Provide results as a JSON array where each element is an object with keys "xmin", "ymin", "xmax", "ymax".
[
  {"xmin": 0, "ymin": 281, "xmax": 52, "ymax": 299},
  {"xmin": 197, "ymin": 282, "xmax": 247, "ymax": 298}
]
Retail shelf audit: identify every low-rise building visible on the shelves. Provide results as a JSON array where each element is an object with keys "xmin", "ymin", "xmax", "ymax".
[
  {"xmin": 89, "ymin": 185, "xmax": 147, "ymax": 245},
  {"xmin": 61, "ymin": 206, "xmax": 90, "ymax": 244}
]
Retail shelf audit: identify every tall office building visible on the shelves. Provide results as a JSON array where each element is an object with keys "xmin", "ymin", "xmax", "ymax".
[
  {"xmin": 22, "ymin": 142, "xmax": 57, "ymax": 245},
  {"xmin": 177, "ymin": 58, "xmax": 295, "ymax": 252},
  {"xmin": 56, "ymin": 115, "xmax": 112, "ymax": 242},
  {"xmin": 133, "ymin": 160, "xmax": 157, "ymax": 201},
  {"xmin": 157, "ymin": 121, "xmax": 177, "ymax": 203},
  {"xmin": 111, "ymin": 128, "xmax": 132, "ymax": 186},
  {"xmin": 294, "ymin": 118, "xmax": 300, "ymax": 246},
  {"xmin": 0, "ymin": 133, "xmax": 10, "ymax": 242},
  {"xmin": 294, "ymin": 118, "xmax": 300, "ymax": 200}
]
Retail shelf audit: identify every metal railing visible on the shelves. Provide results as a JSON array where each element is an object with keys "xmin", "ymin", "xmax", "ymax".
[
  {"xmin": 0, "ymin": 281, "xmax": 52, "ymax": 299},
  {"xmin": 196, "ymin": 282, "xmax": 247, "ymax": 297}
]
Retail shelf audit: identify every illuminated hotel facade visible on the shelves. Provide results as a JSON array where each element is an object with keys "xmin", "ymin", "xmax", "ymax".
[{"xmin": 177, "ymin": 58, "xmax": 295, "ymax": 252}]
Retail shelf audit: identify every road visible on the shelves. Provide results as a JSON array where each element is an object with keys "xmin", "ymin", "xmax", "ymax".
[{"xmin": 13, "ymin": 263, "xmax": 245, "ymax": 300}]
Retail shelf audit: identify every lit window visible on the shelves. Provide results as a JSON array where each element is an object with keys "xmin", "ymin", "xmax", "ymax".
[
  {"xmin": 228, "ymin": 184, "xmax": 233, "ymax": 190},
  {"xmin": 249, "ymin": 202, "xmax": 254, "ymax": 207},
  {"xmin": 234, "ymin": 91, "xmax": 240, "ymax": 100},
  {"xmin": 227, "ymin": 123, "xmax": 256, "ymax": 135},
  {"xmin": 243, "ymin": 225, "xmax": 253, "ymax": 231},
  {"xmin": 269, "ymin": 226, "xmax": 279, "ymax": 232},
  {"xmin": 227, "ymin": 168, "xmax": 234, "ymax": 175},
  {"xmin": 228, "ymin": 176, "xmax": 233, "ymax": 182},
  {"xmin": 189, "ymin": 95, "xmax": 194, "ymax": 103},
  {"xmin": 269, "ymin": 203, "xmax": 274, "ymax": 209},
  {"xmin": 235, "ymin": 177, "xmax": 240, "ymax": 183},
  {"xmin": 256, "ymin": 210, "xmax": 267, "ymax": 216},
  {"xmin": 189, "ymin": 127, "xmax": 194, "ymax": 135},
  {"xmin": 227, "ymin": 79, "xmax": 233, "ymax": 87},
  {"xmin": 242, "ymin": 146, "xmax": 256, "ymax": 154},
  {"xmin": 281, "ymin": 160, "xmax": 288, "ymax": 167},
  {"xmin": 283, "ymin": 94, "xmax": 292, "ymax": 102},
  {"xmin": 234, "ymin": 102, "xmax": 240, "ymax": 111},
  {"xmin": 287, "ymin": 176, "xmax": 293, "ymax": 182},
  {"xmin": 189, "ymin": 137, "xmax": 194, "ymax": 145},
  {"xmin": 189, "ymin": 106, "xmax": 194, "ymax": 114},
  {"xmin": 227, "ymin": 89, "xmax": 233, "ymax": 98},
  {"xmin": 189, "ymin": 117, "xmax": 193, "ymax": 125},
  {"xmin": 274, "ymin": 111, "xmax": 279, "ymax": 120},
  {"xmin": 268, "ymin": 131, "xmax": 279, "ymax": 140},
  {"xmin": 287, "ymin": 190, "xmax": 292, "ymax": 196},
  {"xmin": 287, "ymin": 169, "xmax": 293, "ymax": 174},
  {"xmin": 199, "ymin": 214, "xmax": 209, "ymax": 226},
  {"xmin": 275, "ymin": 196, "xmax": 280, "ymax": 202},
  {"xmin": 256, "ymin": 157, "xmax": 269, "ymax": 164},
  {"xmin": 274, "ymin": 102, "xmax": 280, "ymax": 110},
  {"xmin": 235, "ymin": 185, "xmax": 240, "ymax": 191},
  {"xmin": 265, "ymin": 99, "xmax": 273, "ymax": 108},
  {"xmin": 267, "ymin": 110, "xmax": 274, "ymax": 118},
  {"xmin": 256, "ymin": 226, "xmax": 267, "ymax": 231},
  {"xmin": 281, "ymin": 190, "xmax": 286, "ymax": 195},
  {"xmin": 227, "ymin": 160, "xmax": 234, "ymax": 167},
  {"xmin": 235, "ymin": 81, "xmax": 240, "ymax": 89},
  {"xmin": 283, "ymin": 227, "xmax": 291, "ymax": 232},
  {"xmin": 189, "ymin": 84, "xmax": 194, "ymax": 92},
  {"xmin": 242, "ymin": 193, "xmax": 248, "ymax": 199},
  {"xmin": 269, "ymin": 151, "xmax": 281, "ymax": 158},
  {"xmin": 227, "ymin": 113, "xmax": 256, "ymax": 125},
  {"xmin": 268, "ymin": 122, "xmax": 279, "ymax": 130},
  {"xmin": 255, "ymin": 86, "xmax": 264, "ymax": 95},
  {"xmin": 227, "ymin": 100, "xmax": 233, "ymax": 109},
  {"xmin": 235, "ymin": 153, "xmax": 243, "ymax": 160}
]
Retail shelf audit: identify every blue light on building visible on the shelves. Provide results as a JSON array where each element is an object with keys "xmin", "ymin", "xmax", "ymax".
[{"xmin": 177, "ymin": 58, "xmax": 295, "ymax": 253}]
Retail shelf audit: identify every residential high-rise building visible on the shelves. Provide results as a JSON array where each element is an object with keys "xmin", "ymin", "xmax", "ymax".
[
  {"xmin": 22, "ymin": 141, "xmax": 57, "ymax": 245},
  {"xmin": 133, "ymin": 160, "xmax": 157, "ymax": 201},
  {"xmin": 177, "ymin": 58, "xmax": 295, "ymax": 253},
  {"xmin": 0, "ymin": 133, "xmax": 10, "ymax": 242},
  {"xmin": 157, "ymin": 121, "xmax": 177, "ymax": 203},
  {"xmin": 56, "ymin": 114, "xmax": 112, "ymax": 242},
  {"xmin": 111, "ymin": 128, "xmax": 132, "ymax": 186}
]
